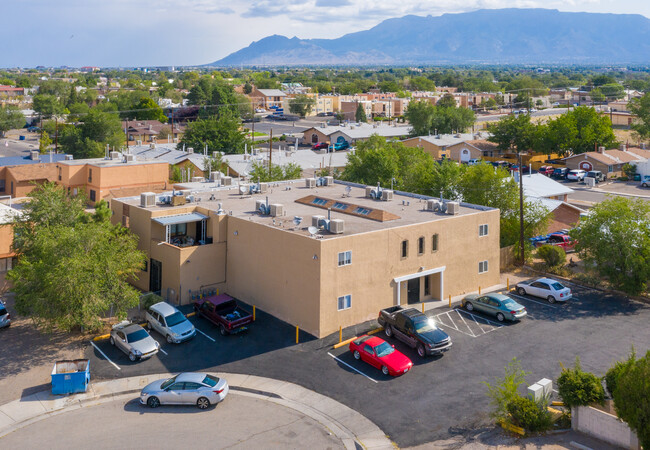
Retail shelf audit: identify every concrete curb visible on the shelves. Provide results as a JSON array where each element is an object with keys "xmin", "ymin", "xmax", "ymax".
[{"xmin": 0, "ymin": 373, "xmax": 394, "ymax": 450}]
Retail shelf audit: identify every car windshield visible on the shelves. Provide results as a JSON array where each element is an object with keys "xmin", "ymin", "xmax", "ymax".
[
  {"xmin": 374, "ymin": 341, "xmax": 395, "ymax": 358},
  {"xmin": 165, "ymin": 311, "xmax": 186, "ymax": 327},
  {"xmin": 414, "ymin": 318, "xmax": 438, "ymax": 333},
  {"xmin": 551, "ymin": 282, "xmax": 565, "ymax": 290},
  {"xmin": 126, "ymin": 329, "xmax": 149, "ymax": 343},
  {"xmin": 160, "ymin": 375, "xmax": 178, "ymax": 390},
  {"xmin": 0, "ymin": 307, "xmax": 6, "ymax": 316},
  {"xmin": 502, "ymin": 300, "xmax": 520, "ymax": 310},
  {"xmin": 202, "ymin": 375, "xmax": 220, "ymax": 387}
]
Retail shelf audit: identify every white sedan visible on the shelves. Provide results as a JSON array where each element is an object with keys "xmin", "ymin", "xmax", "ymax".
[
  {"xmin": 516, "ymin": 278, "xmax": 572, "ymax": 303},
  {"xmin": 567, "ymin": 170, "xmax": 586, "ymax": 181}
]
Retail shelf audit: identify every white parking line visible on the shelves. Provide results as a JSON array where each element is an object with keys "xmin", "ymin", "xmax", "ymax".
[
  {"xmin": 90, "ymin": 341, "xmax": 121, "ymax": 371},
  {"xmin": 455, "ymin": 310, "xmax": 477, "ymax": 337},
  {"xmin": 327, "ymin": 352, "xmax": 378, "ymax": 383},
  {"xmin": 158, "ymin": 347, "xmax": 168, "ymax": 356},
  {"xmin": 509, "ymin": 293, "xmax": 558, "ymax": 309},
  {"xmin": 456, "ymin": 309, "xmax": 504, "ymax": 328},
  {"xmin": 195, "ymin": 328, "xmax": 216, "ymax": 342}
]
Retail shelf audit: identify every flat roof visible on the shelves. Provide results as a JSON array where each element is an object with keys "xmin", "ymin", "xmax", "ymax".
[
  {"xmin": 116, "ymin": 180, "xmax": 495, "ymax": 239},
  {"xmin": 58, "ymin": 157, "xmax": 168, "ymax": 168}
]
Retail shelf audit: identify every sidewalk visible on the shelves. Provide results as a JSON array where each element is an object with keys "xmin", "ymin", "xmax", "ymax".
[{"xmin": 0, "ymin": 372, "xmax": 393, "ymax": 450}]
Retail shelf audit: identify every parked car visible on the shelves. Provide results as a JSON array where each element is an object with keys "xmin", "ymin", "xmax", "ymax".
[
  {"xmin": 378, "ymin": 306, "xmax": 452, "ymax": 357},
  {"xmin": 349, "ymin": 335, "xmax": 413, "ymax": 376},
  {"xmin": 312, "ymin": 142, "xmax": 328, "ymax": 150},
  {"xmin": 534, "ymin": 233, "xmax": 576, "ymax": 252},
  {"xmin": 509, "ymin": 164, "xmax": 530, "ymax": 174},
  {"xmin": 0, "ymin": 300, "xmax": 10, "ymax": 328},
  {"xmin": 491, "ymin": 161, "xmax": 510, "ymax": 168},
  {"xmin": 110, "ymin": 321, "xmax": 160, "ymax": 361},
  {"xmin": 467, "ymin": 158, "xmax": 482, "ymax": 165},
  {"xmin": 584, "ymin": 170, "xmax": 605, "ymax": 183},
  {"xmin": 26, "ymin": 126, "xmax": 40, "ymax": 132},
  {"xmin": 567, "ymin": 169, "xmax": 586, "ymax": 181},
  {"xmin": 552, "ymin": 167, "xmax": 569, "ymax": 179},
  {"xmin": 640, "ymin": 175, "xmax": 650, "ymax": 188},
  {"xmin": 146, "ymin": 302, "xmax": 196, "ymax": 344},
  {"xmin": 538, "ymin": 166, "xmax": 555, "ymax": 176},
  {"xmin": 461, "ymin": 293, "xmax": 527, "ymax": 322},
  {"xmin": 255, "ymin": 108, "xmax": 266, "ymax": 113},
  {"xmin": 516, "ymin": 278, "xmax": 572, "ymax": 303},
  {"xmin": 193, "ymin": 294, "xmax": 253, "ymax": 336},
  {"xmin": 333, "ymin": 141, "xmax": 350, "ymax": 151},
  {"xmin": 140, "ymin": 372, "xmax": 229, "ymax": 409}
]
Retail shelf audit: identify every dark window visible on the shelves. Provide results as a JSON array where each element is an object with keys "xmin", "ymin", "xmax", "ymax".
[
  {"xmin": 401, "ymin": 240, "xmax": 408, "ymax": 258},
  {"xmin": 89, "ymin": 190, "xmax": 96, "ymax": 202},
  {"xmin": 88, "ymin": 168, "xmax": 92, "ymax": 183},
  {"xmin": 432, "ymin": 234, "xmax": 439, "ymax": 252},
  {"xmin": 10, "ymin": 181, "xmax": 13, "ymax": 196},
  {"xmin": 424, "ymin": 276, "xmax": 430, "ymax": 296},
  {"xmin": 418, "ymin": 237, "xmax": 425, "ymax": 255},
  {"xmin": 0, "ymin": 180, "xmax": 4, "ymax": 192}
]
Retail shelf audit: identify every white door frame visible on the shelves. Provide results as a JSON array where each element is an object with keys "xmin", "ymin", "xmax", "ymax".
[{"xmin": 394, "ymin": 266, "xmax": 446, "ymax": 305}]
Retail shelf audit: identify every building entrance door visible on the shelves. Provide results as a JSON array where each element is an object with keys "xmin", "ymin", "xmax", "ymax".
[
  {"xmin": 407, "ymin": 278, "xmax": 420, "ymax": 304},
  {"xmin": 150, "ymin": 259, "xmax": 162, "ymax": 294}
]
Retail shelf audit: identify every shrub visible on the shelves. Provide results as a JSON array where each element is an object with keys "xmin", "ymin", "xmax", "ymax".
[
  {"xmin": 573, "ymin": 272, "xmax": 603, "ymax": 289},
  {"xmin": 507, "ymin": 396, "xmax": 553, "ymax": 432},
  {"xmin": 622, "ymin": 163, "xmax": 636, "ymax": 179},
  {"xmin": 557, "ymin": 357, "xmax": 605, "ymax": 408},
  {"xmin": 483, "ymin": 358, "xmax": 530, "ymax": 421},
  {"xmin": 605, "ymin": 360, "xmax": 627, "ymax": 397},
  {"xmin": 140, "ymin": 292, "xmax": 163, "ymax": 311},
  {"xmin": 537, "ymin": 244, "xmax": 566, "ymax": 268},
  {"xmin": 612, "ymin": 350, "xmax": 650, "ymax": 450}
]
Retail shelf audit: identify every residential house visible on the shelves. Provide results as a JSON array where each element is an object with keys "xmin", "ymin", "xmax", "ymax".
[
  {"xmin": 0, "ymin": 152, "xmax": 69, "ymax": 198},
  {"xmin": 110, "ymin": 180, "xmax": 500, "ymax": 338},
  {"xmin": 564, "ymin": 146, "xmax": 650, "ymax": 177},
  {"xmin": 301, "ymin": 123, "xmax": 411, "ymax": 146},
  {"xmin": 122, "ymin": 120, "xmax": 185, "ymax": 144},
  {"xmin": 401, "ymin": 132, "xmax": 492, "ymax": 160}
]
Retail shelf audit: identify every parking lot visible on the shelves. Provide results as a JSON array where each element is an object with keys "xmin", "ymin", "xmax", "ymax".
[{"xmin": 67, "ymin": 282, "xmax": 648, "ymax": 446}]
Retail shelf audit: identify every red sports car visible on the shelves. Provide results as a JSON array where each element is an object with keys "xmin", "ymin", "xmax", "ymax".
[
  {"xmin": 312, "ymin": 142, "xmax": 329, "ymax": 150},
  {"xmin": 349, "ymin": 335, "xmax": 413, "ymax": 376}
]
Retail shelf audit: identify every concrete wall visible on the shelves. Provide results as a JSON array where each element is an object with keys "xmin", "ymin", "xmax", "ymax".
[{"xmin": 572, "ymin": 405, "xmax": 640, "ymax": 450}]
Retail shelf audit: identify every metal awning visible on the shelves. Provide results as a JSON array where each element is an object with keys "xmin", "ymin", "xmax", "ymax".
[{"xmin": 152, "ymin": 213, "xmax": 208, "ymax": 226}]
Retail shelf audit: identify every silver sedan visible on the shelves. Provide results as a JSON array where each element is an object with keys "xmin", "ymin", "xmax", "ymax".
[{"xmin": 140, "ymin": 373, "xmax": 229, "ymax": 409}]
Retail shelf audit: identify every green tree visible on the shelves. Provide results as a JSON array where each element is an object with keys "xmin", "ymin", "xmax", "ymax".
[
  {"xmin": 33, "ymin": 94, "xmax": 66, "ymax": 118},
  {"xmin": 8, "ymin": 183, "xmax": 146, "ymax": 332},
  {"xmin": 288, "ymin": 94, "xmax": 315, "ymax": 118},
  {"xmin": 488, "ymin": 114, "xmax": 537, "ymax": 152},
  {"xmin": 178, "ymin": 112, "xmax": 247, "ymax": 155},
  {"xmin": 59, "ymin": 109, "xmax": 124, "ymax": 159},
  {"xmin": 629, "ymin": 92, "xmax": 650, "ymax": 140},
  {"xmin": 249, "ymin": 162, "xmax": 302, "ymax": 182},
  {"xmin": 355, "ymin": 103, "xmax": 367, "ymax": 122},
  {"xmin": 436, "ymin": 93, "xmax": 457, "ymax": 109},
  {"xmin": 406, "ymin": 100, "xmax": 475, "ymax": 136},
  {"xmin": 202, "ymin": 153, "xmax": 224, "ymax": 178},
  {"xmin": 0, "ymin": 105, "xmax": 24, "ymax": 137},
  {"xmin": 557, "ymin": 357, "xmax": 605, "ymax": 408},
  {"xmin": 39, "ymin": 131, "xmax": 52, "ymax": 154},
  {"xmin": 243, "ymin": 82, "xmax": 253, "ymax": 95},
  {"xmin": 571, "ymin": 197, "xmax": 650, "ymax": 295},
  {"xmin": 483, "ymin": 358, "xmax": 530, "ymax": 421},
  {"xmin": 542, "ymin": 107, "xmax": 617, "ymax": 155},
  {"xmin": 611, "ymin": 350, "xmax": 650, "ymax": 449},
  {"xmin": 536, "ymin": 244, "xmax": 566, "ymax": 269},
  {"xmin": 133, "ymin": 97, "xmax": 167, "ymax": 123}
]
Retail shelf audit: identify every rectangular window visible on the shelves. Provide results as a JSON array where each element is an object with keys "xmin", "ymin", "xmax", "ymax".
[
  {"xmin": 418, "ymin": 237, "xmax": 425, "ymax": 255},
  {"xmin": 338, "ymin": 251, "xmax": 352, "ymax": 267},
  {"xmin": 89, "ymin": 189, "xmax": 96, "ymax": 202},
  {"xmin": 337, "ymin": 295, "xmax": 351, "ymax": 311},
  {"xmin": 354, "ymin": 207, "xmax": 371, "ymax": 215},
  {"xmin": 401, "ymin": 240, "xmax": 408, "ymax": 258},
  {"xmin": 0, "ymin": 180, "xmax": 5, "ymax": 192},
  {"xmin": 88, "ymin": 168, "xmax": 93, "ymax": 183},
  {"xmin": 312, "ymin": 198, "xmax": 328, "ymax": 206},
  {"xmin": 479, "ymin": 260, "xmax": 489, "ymax": 273},
  {"xmin": 424, "ymin": 276, "xmax": 430, "ymax": 296},
  {"xmin": 479, "ymin": 224, "xmax": 489, "ymax": 237},
  {"xmin": 608, "ymin": 165, "xmax": 613, "ymax": 173},
  {"xmin": 333, "ymin": 202, "xmax": 348, "ymax": 210},
  {"xmin": 432, "ymin": 234, "xmax": 439, "ymax": 252},
  {"xmin": 170, "ymin": 223, "xmax": 187, "ymax": 237}
]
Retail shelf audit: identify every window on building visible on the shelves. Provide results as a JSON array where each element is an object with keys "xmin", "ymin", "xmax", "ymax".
[
  {"xmin": 88, "ymin": 168, "xmax": 92, "ymax": 183},
  {"xmin": 418, "ymin": 236, "xmax": 425, "ymax": 255},
  {"xmin": 338, "ymin": 251, "xmax": 352, "ymax": 267},
  {"xmin": 0, "ymin": 180, "xmax": 5, "ymax": 192},
  {"xmin": 337, "ymin": 295, "xmax": 351, "ymax": 311},
  {"xmin": 432, "ymin": 234, "xmax": 439, "ymax": 252},
  {"xmin": 608, "ymin": 165, "xmax": 613, "ymax": 173},
  {"xmin": 170, "ymin": 223, "xmax": 187, "ymax": 237},
  {"xmin": 89, "ymin": 190, "xmax": 96, "ymax": 202},
  {"xmin": 479, "ymin": 260, "xmax": 489, "ymax": 274},
  {"xmin": 479, "ymin": 224, "xmax": 489, "ymax": 237},
  {"xmin": 401, "ymin": 240, "xmax": 408, "ymax": 258}
]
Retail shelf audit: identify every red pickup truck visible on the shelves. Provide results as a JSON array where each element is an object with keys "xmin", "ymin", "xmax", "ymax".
[
  {"xmin": 535, "ymin": 234, "xmax": 576, "ymax": 252},
  {"xmin": 193, "ymin": 294, "xmax": 254, "ymax": 336}
]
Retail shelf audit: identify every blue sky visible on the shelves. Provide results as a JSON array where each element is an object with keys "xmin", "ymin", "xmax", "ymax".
[{"xmin": 2, "ymin": 0, "xmax": 648, "ymax": 67}]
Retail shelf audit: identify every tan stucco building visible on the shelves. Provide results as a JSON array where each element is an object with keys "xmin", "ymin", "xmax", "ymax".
[{"xmin": 111, "ymin": 180, "xmax": 500, "ymax": 338}]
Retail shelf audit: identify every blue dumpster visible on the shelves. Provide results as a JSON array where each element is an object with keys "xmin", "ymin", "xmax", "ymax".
[
  {"xmin": 51, "ymin": 359, "xmax": 90, "ymax": 395},
  {"xmin": 19, "ymin": 135, "xmax": 25, "ymax": 141}
]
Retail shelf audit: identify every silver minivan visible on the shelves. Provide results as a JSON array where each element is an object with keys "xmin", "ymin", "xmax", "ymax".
[{"xmin": 146, "ymin": 302, "xmax": 196, "ymax": 344}]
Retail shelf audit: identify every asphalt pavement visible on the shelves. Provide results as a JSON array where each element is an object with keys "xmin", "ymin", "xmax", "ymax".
[{"xmin": 82, "ymin": 284, "xmax": 650, "ymax": 447}]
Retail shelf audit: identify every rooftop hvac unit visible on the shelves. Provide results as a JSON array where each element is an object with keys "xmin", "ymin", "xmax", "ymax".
[
  {"xmin": 187, "ymin": 147, "xmax": 194, "ymax": 154},
  {"xmin": 312, "ymin": 215, "xmax": 325, "ymax": 227},
  {"xmin": 212, "ymin": 151, "xmax": 220, "ymax": 159},
  {"xmin": 125, "ymin": 154, "xmax": 135, "ymax": 162},
  {"xmin": 136, "ymin": 140, "xmax": 142, "ymax": 146},
  {"xmin": 305, "ymin": 178, "xmax": 316, "ymax": 188},
  {"xmin": 270, "ymin": 203, "xmax": 284, "ymax": 217},
  {"xmin": 140, "ymin": 192, "xmax": 156, "ymax": 207},
  {"xmin": 446, "ymin": 201, "xmax": 460, "ymax": 215},
  {"xmin": 180, "ymin": 189, "xmax": 191, "ymax": 196},
  {"xmin": 30, "ymin": 150, "xmax": 39, "ymax": 161},
  {"xmin": 191, "ymin": 176, "xmax": 204, "ymax": 183},
  {"xmin": 221, "ymin": 176, "xmax": 232, "ymax": 186},
  {"xmin": 149, "ymin": 143, "xmax": 156, "ymax": 149},
  {"xmin": 324, "ymin": 176, "xmax": 334, "ymax": 186},
  {"xmin": 65, "ymin": 154, "xmax": 74, "ymax": 160},
  {"xmin": 171, "ymin": 195, "xmax": 186, "ymax": 206},
  {"xmin": 110, "ymin": 151, "xmax": 120, "ymax": 160},
  {"xmin": 365, "ymin": 186, "xmax": 375, "ymax": 198},
  {"xmin": 259, "ymin": 182, "xmax": 268, "ymax": 193},
  {"xmin": 381, "ymin": 189, "xmax": 393, "ymax": 201},
  {"xmin": 173, "ymin": 138, "xmax": 179, "ymax": 143},
  {"xmin": 427, "ymin": 199, "xmax": 440, "ymax": 211},
  {"xmin": 329, "ymin": 219, "xmax": 344, "ymax": 234},
  {"xmin": 256, "ymin": 198, "xmax": 271, "ymax": 215},
  {"xmin": 209, "ymin": 171, "xmax": 222, "ymax": 182},
  {"xmin": 239, "ymin": 184, "xmax": 250, "ymax": 195}
]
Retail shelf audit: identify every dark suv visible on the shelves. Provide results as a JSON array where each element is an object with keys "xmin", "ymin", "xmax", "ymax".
[{"xmin": 552, "ymin": 168, "xmax": 569, "ymax": 179}]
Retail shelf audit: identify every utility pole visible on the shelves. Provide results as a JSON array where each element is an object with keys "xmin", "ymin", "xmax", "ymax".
[
  {"xmin": 518, "ymin": 151, "xmax": 525, "ymax": 266},
  {"xmin": 268, "ymin": 129, "xmax": 273, "ymax": 178},
  {"xmin": 54, "ymin": 116, "xmax": 58, "ymax": 153},
  {"xmin": 170, "ymin": 108, "xmax": 174, "ymax": 144}
]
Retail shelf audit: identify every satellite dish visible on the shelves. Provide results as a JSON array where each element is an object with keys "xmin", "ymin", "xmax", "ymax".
[
  {"xmin": 239, "ymin": 185, "xmax": 248, "ymax": 194},
  {"xmin": 308, "ymin": 226, "xmax": 319, "ymax": 237},
  {"xmin": 293, "ymin": 216, "xmax": 303, "ymax": 227}
]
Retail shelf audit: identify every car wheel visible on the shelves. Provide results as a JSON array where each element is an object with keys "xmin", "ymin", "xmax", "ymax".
[
  {"xmin": 146, "ymin": 322, "xmax": 152, "ymax": 331},
  {"xmin": 147, "ymin": 396, "xmax": 160, "ymax": 408},
  {"xmin": 166, "ymin": 334, "xmax": 173, "ymax": 344},
  {"xmin": 517, "ymin": 287, "xmax": 526, "ymax": 296},
  {"xmin": 547, "ymin": 296, "xmax": 556, "ymax": 304},
  {"xmin": 197, "ymin": 397, "xmax": 210, "ymax": 409},
  {"xmin": 417, "ymin": 344, "xmax": 426, "ymax": 358},
  {"xmin": 382, "ymin": 366, "xmax": 389, "ymax": 376},
  {"xmin": 496, "ymin": 313, "xmax": 505, "ymax": 322},
  {"xmin": 384, "ymin": 324, "xmax": 393, "ymax": 337},
  {"xmin": 465, "ymin": 302, "xmax": 474, "ymax": 311},
  {"xmin": 129, "ymin": 352, "xmax": 136, "ymax": 362},
  {"xmin": 219, "ymin": 325, "xmax": 228, "ymax": 336},
  {"xmin": 353, "ymin": 350, "xmax": 361, "ymax": 360},
  {"xmin": 109, "ymin": 336, "xmax": 115, "ymax": 346}
]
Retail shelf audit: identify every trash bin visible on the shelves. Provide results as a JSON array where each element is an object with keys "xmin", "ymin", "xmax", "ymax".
[
  {"xmin": 19, "ymin": 135, "xmax": 25, "ymax": 141},
  {"xmin": 51, "ymin": 359, "xmax": 90, "ymax": 394},
  {"xmin": 634, "ymin": 174, "xmax": 641, "ymax": 181}
]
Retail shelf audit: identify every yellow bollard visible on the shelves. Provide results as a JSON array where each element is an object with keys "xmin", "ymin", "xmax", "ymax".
[
  {"xmin": 478, "ymin": 286, "xmax": 481, "ymax": 295},
  {"xmin": 449, "ymin": 294, "xmax": 451, "ymax": 308},
  {"xmin": 507, "ymin": 278, "xmax": 510, "ymax": 291},
  {"xmin": 253, "ymin": 305, "xmax": 256, "ymax": 321},
  {"xmin": 339, "ymin": 326, "xmax": 342, "ymax": 343},
  {"xmin": 296, "ymin": 326, "xmax": 299, "ymax": 344},
  {"xmin": 422, "ymin": 303, "xmax": 425, "ymax": 313}
]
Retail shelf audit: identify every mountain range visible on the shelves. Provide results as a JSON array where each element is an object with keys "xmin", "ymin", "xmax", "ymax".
[{"xmin": 210, "ymin": 8, "xmax": 650, "ymax": 66}]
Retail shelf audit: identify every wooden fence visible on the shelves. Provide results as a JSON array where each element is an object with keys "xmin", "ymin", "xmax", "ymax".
[{"xmin": 500, "ymin": 245, "xmax": 516, "ymax": 270}]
